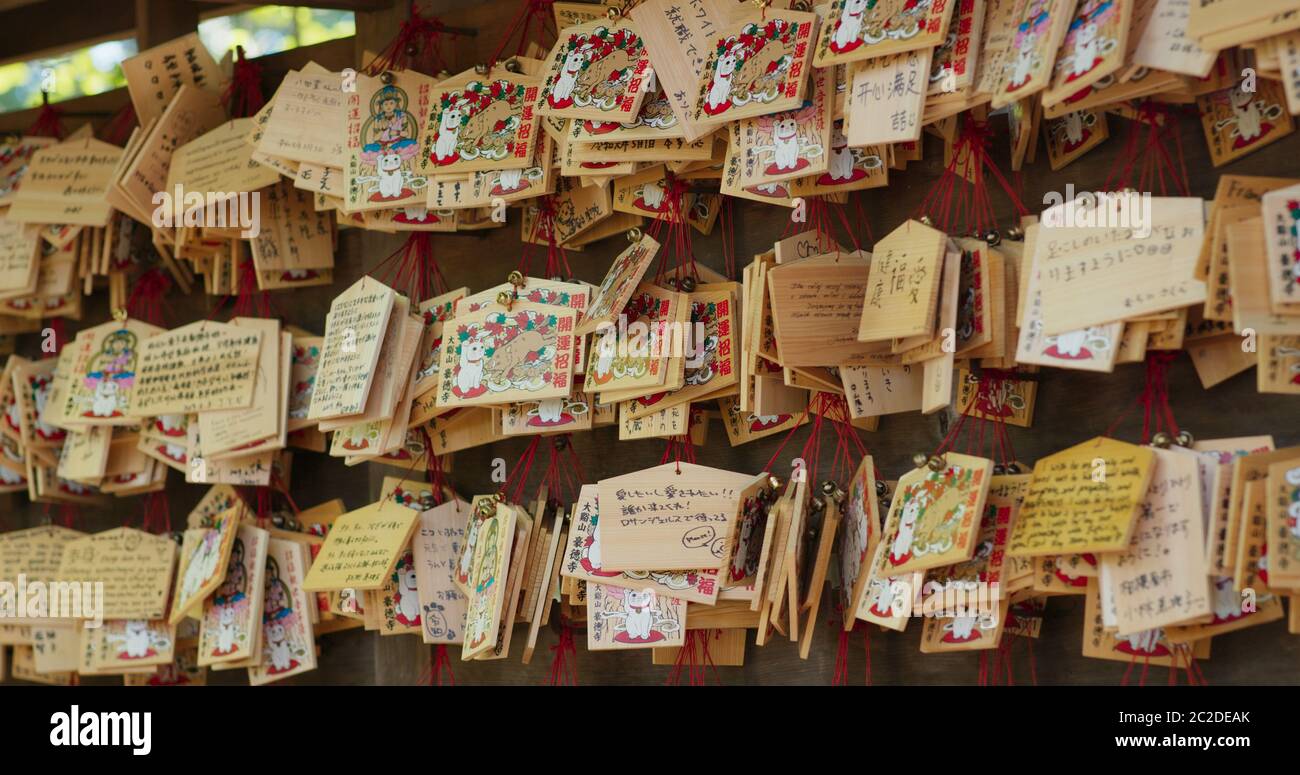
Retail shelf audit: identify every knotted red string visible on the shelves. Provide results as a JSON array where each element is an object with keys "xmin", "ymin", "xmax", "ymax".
[
  {"xmin": 659, "ymin": 434, "xmax": 697, "ymax": 473},
  {"xmin": 365, "ymin": 2, "xmax": 460, "ymax": 76},
  {"xmin": 540, "ymin": 435, "xmax": 584, "ymax": 504},
  {"xmin": 1104, "ymin": 352, "xmax": 1180, "ymax": 443},
  {"xmin": 502, "ymin": 437, "xmax": 542, "ymax": 504},
  {"xmin": 221, "ymin": 46, "xmax": 266, "ymax": 119},
  {"xmin": 831, "ymin": 608, "xmax": 872, "ymax": 686},
  {"xmin": 417, "ymin": 644, "xmax": 457, "ymax": 685},
  {"xmin": 1121, "ymin": 651, "xmax": 1153, "ymax": 686},
  {"xmin": 486, "ymin": 0, "xmax": 558, "ymax": 72},
  {"xmin": 26, "ymin": 93, "xmax": 63, "ymax": 139},
  {"xmin": 720, "ymin": 197, "xmax": 738, "ymax": 279},
  {"xmin": 783, "ymin": 195, "xmax": 862, "ymax": 255},
  {"xmin": 916, "ymin": 114, "xmax": 1029, "ymax": 236},
  {"xmin": 648, "ymin": 175, "xmax": 700, "ymax": 285},
  {"xmin": 99, "ymin": 101, "xmax": 137, "ymax": 147},
  {"xmin": 43, "ymin": 318, "xmax": 66, "ymax": 359},
  {"xmin": 1103, "ymin": 101, "xmax": 1191, "ymax": 197},
  {"xmin": 666, "ymin": 629, "xmax": 721, "ymax": 685},
  {"xmin": 547, "ymin": 615, "xmax": 579, "ymax": 685},
  {"xmin": 371, "ymin": 232, "xmax": 449, "ymax": 302},
  {"xmin": 940, "ymin": 369, "xmax": 1021, "ymax": 465},
  {"xmin": 521, "ymin": 195, "xmax": 572, "ymax": 278},
  {"xmin": 140, "ymin": 490, "xmax": 171, "ymax": 535},
  {"xmin": 125, "ymin": 268, "xmax": 173, "ymax": 327}
]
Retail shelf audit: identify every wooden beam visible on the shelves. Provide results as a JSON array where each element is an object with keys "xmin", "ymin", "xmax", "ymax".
[
  {"xmin": 191, "ymin": 0, "xmax": 397, "ymax": 11},
  {"xmin": 0, "ymin": 0, "xmax": 137, "ymax": 66},
  {"xmin": 134, "ymin": 0, "xmax": 202, "ymax": 49}
]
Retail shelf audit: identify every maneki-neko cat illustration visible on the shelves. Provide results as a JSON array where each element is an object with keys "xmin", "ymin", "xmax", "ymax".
[
  {"xmin": 754, "ymin": 102, "xmax": 824, "ymax": 177},
  {"xmin": 817, "ymin": 121, "xmax": 882, "ymax": 185},
  {"xmin": 700, "ymin": 18, "xmax": 804, "ymax": 118},
  {"xmin": 1054, "ymin": 0, "xmax": 1116, "ymax": 84},
  {"xmin": 1041, "ymin": 325, "xmax": 1111, "ymax": 360},
  {"xmin": 1211, "ymin": 84, "xmax": 1285, "ymax": 152},
  {"xmin": 1050, "ymin": 109, "xmax": 1099, "ymax": 155},
  {"xmin": 389, "ymin": 552, "xmax": 421, "ymax": 629},
  {"xmin": 588, "ymin": 584, "xmax": 684, "ymax": 648},
  {"xmin": 261, "ymin": 555, "xmax": 307, "ymax": 675},
  {"xmin": 445, "ymin": 308, "xmax": 565, "ymax": 401},
  {"xmin": 357, "ymin": 84, "xmax": 427, "ymax": 203},
  {"xmin": 1004, "ymin": 0, "xmax": 1054, "ymax": 94},
  {"xmin": 107, "ymin": 620, "xmax": 171, "ymax": 660},
  {"xmin": 24, "ymin": 371, "xmax": 63, "ymax": 443},
  {"xmin": 541, "ymin": 24, "xmax": 647, "ymax": 114},
  {"xmin": 888, "ymin": 463, "xmax": 982, "ymax": 567},
  {"xmin": 426, "ymin": 77, "xmax": 537, "ymax": 169},
  {"xmin": 825, "ymin": 0, "xmax": 937, "ymax": 56},
  {"xmin": 81, "ymin": 328, "xmax": 138, "ymax": 419}
]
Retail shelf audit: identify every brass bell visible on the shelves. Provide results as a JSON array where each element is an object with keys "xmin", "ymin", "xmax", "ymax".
[
  {"xmin": 679, "ymin": 276, "xmax": 697, "ymax": 293},
  {"xmin": 496, "ymin": 290, "xmax": 513, "ymax": 307},
  {"xmin": 627, "ymin": 227, "xmax": 643, "ymax": 242},
  {"xmin": 984, "ymin": 229, "xmax": 1001, "ymax": 247},
  {"xmin": 474, "ymin": 63, "xmax": 489, "ymax": 75},
  {"xmin": 768, "ymin": 474, "xmax": 783, "ymax": 490},
  {"xmin": 912, "ymin": 452, "xmax": 929, "ymax": 469},
  {"xmin": 927, "ymin": 455, "xmax": 947, "ymax": 472},
  {"xmin": 507, "ymin": 270, "xmax": 525, "ymax": 286},
  {"xmin": 1151, "ymin": 431, "xmax": 1173, "ymax": 448},
  {"xmin": 1006, "ymin": 226, "xmax": 1024, "ymax": 240},
  {"xmin": 1175, "ymin": 430, "xmax": 1194, "ymax": 447},
  {"xmin": 607, "ymin": 5, "xmax": 621, "ymax": 20},
  {"xmin": 820, "ymin": 480, "xmax": 837, "ymax": 496},
  {"xmin": 380, "ymin": 70, "xmax": 394, "ymax": 85},
  {"xmin": 504, "ymin": 58, "xmax": 522, "ymax": 74},
  {"xmin": 993, "ymin": 464, "xmax": 1005, "ymax": 475},
  {"xmin": 874, "ymin": 480, "xmax": 888, "ymax": 497}
]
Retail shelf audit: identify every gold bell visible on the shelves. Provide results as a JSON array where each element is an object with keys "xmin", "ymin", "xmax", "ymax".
[
  {"xmin": 507, "ymin": 270, "xmax": 525, "ymax": 287},
  {"xmin": 474, "ymin": 63, "xmax": 488, "ymax": 75},
  {"xmin": 1151, "ymin": 431, "xmax": 1173, "ymax": 449},
  {"xmin": 927, "ymin": 455, "xmax": 947, "ymax": 472},
  {"xmin": 496, "ymin": 290, "xmax": 514, "ymax": 307},
  {"xmin": 919, "ymin": 215, "xmax": 933, "ymax": 227},
  {"xmin": 626, "ymin": 227, "xmax": 643, "ymax": 243},
  {"xmin": 767, "ymin": 474, "xmax": 783, "ymax": 491},
  {"xmin": 912, "ymin": 452, "xmax": 929, "ymax": 469},
  {"xmin": 606, "ymin": 5, "xmax": 621, "ymax": 20},
  {"xmin": 504, "ymin": 58, "xmax": 522, "ymax": 74},
  {"xmin": 1175, "ymin": 430, "xmax": 1194, "ymax": 447}
]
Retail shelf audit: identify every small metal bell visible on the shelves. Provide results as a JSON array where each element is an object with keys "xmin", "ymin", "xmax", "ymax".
[
  {"xmin": 927, "ymin": 454, "xmax": 947, "ymax": 472},
  {"xmin": 665, "ymin": 277, "xmax": 679, "ymax": 289},
  {"xmin": 607, "ymin": 5, "xmax": 621, "ymax": 19},
  {"xmin": 912, "ymin": 452, "xmax": 929, "ymax": 469},
  {"xmin": 821, "ymin": 480, "xmax": 837, "ymax": 496},
  {"xmin": 1005, "ymin": 461, "xmax": 1022, "ymax": 474},
  {"xmin": 1006, "ymin": 226, "xmax": 1024, "ymax": 241},
  {"xmin": 993, "ymin": 463, "xmax": 1006, "ymax": 475},
  {"xmin": 271, "ymin": 513, "xmax": 286, "ymax": 528},
  {"xmin": 811, "ymin": 495, "xmax": 826, "ymax": 513},
  {"xmin": 380, "ymin": 70, "xmax": 394, "ymax": 85},
  {"xmin": 679, "ymin": 276, "xmax": 697, "ymax": 293},
  {"xmin": 404, "ymin": 43, "xmax": 420, "ymax": 58},
  {"xmin": 1151, "ymin": 431, "xmax": 1173, "ymax": 448},
  {"xmin": 874, "ymin": 480, "xmax": 887, "ymax": 497},
  {"xmin": 170, "ymin": 531, "xmax": 184, "ymax": 545},
  {"xmin": 474, "ymin": 63, "xmax": 488, "ymax": 75},
  {"xmin": 919, "ymin": 215, "xmax": 933, "ymax": 227},
  {"xmin": 549, "ymin": 275, "xmax": 564, "ymax": 282},
  {"xmin": 1175, "ymin": 430, "xmax": 1195, "ymax": 447},
  {"xmin": 768, "ymin": 474, "xmax": 783, "ymax": 491},
  {"xmin": 504, "ymin": 58, "xmax": 522, "ymax": 74},
  {"xmin": 507, "ymin": 270, "xmax": 525, "ymax": 286},
  {"xmin": 627, "ymin": 227, "xmax": 643, "ymax": 242},
  {"xmin": 496, "ymin": 290, "xmax": 513, "ymax": 307},
  {"xmin": 983, "ymin": 229, "xmax": 1001, "ymax": 247},
  {"xmin": 285, "ymin": 517, "xmax": 300, "ymax": 532}
]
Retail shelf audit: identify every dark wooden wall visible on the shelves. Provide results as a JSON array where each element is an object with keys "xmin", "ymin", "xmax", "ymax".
[{"xmin": 4, "ymin": 0, "xmax": 1299, "ymax": 685}]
